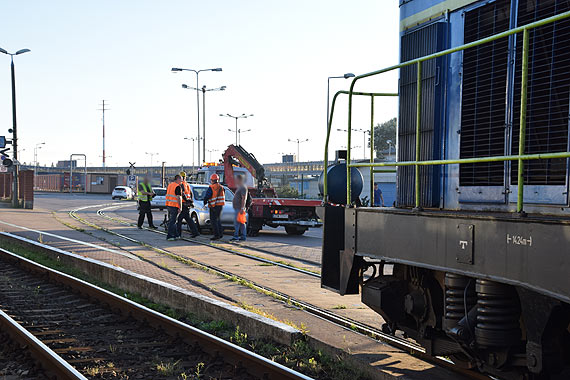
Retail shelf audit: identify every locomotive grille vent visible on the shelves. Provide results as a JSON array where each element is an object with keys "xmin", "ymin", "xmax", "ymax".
[
  {"xmin": 459, "ymin": 0, "xmax": 511, "ymax": 186},
  {"xmin": 511, "ymin": 0, "xmax": 570, "ymax": 185},
  {"xmin": 398, "ymin": 22, "xmax": 445, "ymax": 207}
]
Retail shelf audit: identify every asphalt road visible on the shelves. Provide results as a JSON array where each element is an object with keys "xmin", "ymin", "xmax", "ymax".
[{"xmin": 34, "ymin": 192, "xmax": 322, "ymax": 262}]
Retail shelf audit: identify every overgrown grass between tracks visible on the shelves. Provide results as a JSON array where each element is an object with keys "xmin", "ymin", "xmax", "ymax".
[{"xmin": 1, "ymin": 242, "xmax": 369, "ymax": 380}]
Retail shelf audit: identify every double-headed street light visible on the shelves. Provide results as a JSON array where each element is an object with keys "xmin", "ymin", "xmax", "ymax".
[
  {"xmin": 145, "ymin": 152, "xmax": 159, "ymax": 168},
  {"xmin": 220, "ymin": 113, "xmax": 254, "ymax": 146},
  {"xmin": 182, "ymin": 84, "xmax": 225, "ymax": 157},
  {"xmin": 1, "ymin": 47, "xmax": 31, "ymax": 207},
  {"xmin": 184, "ymin": 136, "xmax": 202, "ymax": 170},
  {"xmin": 172, "ymin": 67, "xmax": 222, "ymax": 165},
  {"xmin": 337, "ymin": 128, "xmax": 370, "ymax": 159},
  {"xmin": 33, "ymin": 142, "xmax": 45, "ymax": 187},
  {"xmin": 288, "ymin": 138, "xmax": 309, "ymax": 197}
]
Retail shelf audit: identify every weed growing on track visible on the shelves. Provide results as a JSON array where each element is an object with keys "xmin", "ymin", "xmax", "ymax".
[{"xmin": 2, "ymin": 241, "xmax": 371, "ymax": 380}]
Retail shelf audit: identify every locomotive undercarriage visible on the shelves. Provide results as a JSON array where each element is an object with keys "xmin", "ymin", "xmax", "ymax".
[
  {"xmin": 319, "ymin": 205, "xmax": 570, "ymax": 379},
  {"xmin": 360, "ymin": 262, "xmax": 570, "ymax": 379}
]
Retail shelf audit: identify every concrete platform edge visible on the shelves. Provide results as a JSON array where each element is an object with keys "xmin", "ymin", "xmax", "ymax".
[{"xmin": 0, "ymin": 232, "xmax": 300, "ymax": 346}]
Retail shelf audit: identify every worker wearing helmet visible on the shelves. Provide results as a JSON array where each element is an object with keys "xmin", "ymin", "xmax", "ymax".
[
  {"xmin": 203, "ymin": 173, "xmax": 225, "ymax": 240},
  {"xmin": 165, "ymin": 174, "xmax": 183, "ymax": 241},
  {"xmin": 176, "ymin": 171, "xmax": 200, "ymax": 238}
]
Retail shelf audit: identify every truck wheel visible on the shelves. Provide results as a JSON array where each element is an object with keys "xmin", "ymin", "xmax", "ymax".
[
  {"xmin": 285, "ymin": 226, "xmax": 307, "ymax": 235},
  {"xmin": 247, "ymin": 223, "xmax": 262, "ymax": 237}
]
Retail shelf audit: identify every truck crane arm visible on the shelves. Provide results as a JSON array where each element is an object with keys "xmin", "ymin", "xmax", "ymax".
[{"xmin": 222, "ymin": 144, "xmax": 266, "ymax": 191}]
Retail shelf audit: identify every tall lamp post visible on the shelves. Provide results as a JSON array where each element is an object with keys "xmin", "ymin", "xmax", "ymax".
[
  {"xmin": 337, "ymin": 128, "xmax": 370, "ymax": 159},
  {"xmin": 172, "ymin": 67, "xmax": 222, "ymax": 165},
  {"xmin": 145, "ymin": 152, "xmax": 159, "ymax": 168},
  {"xmin": 33, "ymin": 142, "xmax": 45, "ymax": 188},
  {"xmin": 220, "ymin": 113, "xmax": 254, "ymax": 145},
  {"xmin": 227, "ymin": 128, "xmax": 251, "ymax": 145},
  {"xmin": 184, "ymin": 137, "xmax": 201, "ymax": 170},
  {"xmin": 288, "ymin": 138, "xmax": 309, "ymax": 197},
  {"xmin": 0, "ymin": 47, "xmax": 31, "ymax": 208},
  {"xmin": 182, "ymin": 84, "xmax": 225, "ymax": 157},
  {"xmin": 327, "ymin": 73, "xmax": 355, "ymax": 130},
  {"xmin": 206, "ymin": 149, "xmax": 220, "ymax": 162}
]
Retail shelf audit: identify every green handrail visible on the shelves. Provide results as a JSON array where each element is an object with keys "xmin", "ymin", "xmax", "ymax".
[
  {"xmin": 323, "ymin": 90, "xmax": 398, "ymax": 202},
  {"xmin": 342, "ymin": 9, "xmax": 570, "ymax": 212}
]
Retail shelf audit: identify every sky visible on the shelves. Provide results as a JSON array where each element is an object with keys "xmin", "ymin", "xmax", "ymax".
[{"xmin": 0, "ymin": 1, "xmax": 399, "ymax": 168}]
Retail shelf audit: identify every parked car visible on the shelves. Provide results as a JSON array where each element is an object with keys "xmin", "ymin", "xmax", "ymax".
[
  {"xmin": 150, "ymin": 187, "xmax": 166, "ymax": 210},
  {"xmin": 112, "ymin": 186, "xmax": 134, "ymax": 200},
  {"xmin": 188, "ymin": 184, "xmax": 239, "ymax": 232}
]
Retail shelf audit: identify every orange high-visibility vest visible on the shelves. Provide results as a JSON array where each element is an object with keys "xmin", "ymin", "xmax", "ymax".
[
  {"xmin": 208, "ymin": 183, "xmax": 225, "ymax": 208},
  {"xmin": 182, "ymin": 181, "xmax": 191, "ymax": 199},
  {"xmin": 165, "ymin": 182, "xmax": 181, "ymax": 209}
]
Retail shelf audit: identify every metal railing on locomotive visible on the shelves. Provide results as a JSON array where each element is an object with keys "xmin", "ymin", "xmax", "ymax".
[
  {"xmin": 323, "ymin": 90, "xmax": 397, "ymax": 206},
  {"xmin": 324, "ymin": 10, "xmax": 570, "ymax": 213}
]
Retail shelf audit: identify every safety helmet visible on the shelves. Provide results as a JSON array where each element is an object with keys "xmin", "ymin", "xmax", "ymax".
[
  {"xmin": 210, "ymin": 173, "xmax": 219, "ymax": 182},
  {"xmin": 179, "ymin": 171, "xmax": 187, "ymax": 178}
]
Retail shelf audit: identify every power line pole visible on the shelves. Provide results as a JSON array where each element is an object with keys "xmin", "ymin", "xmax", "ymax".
[{"xmin": 98, "ymin": 100, "xmax": 109, "ymax": 167}]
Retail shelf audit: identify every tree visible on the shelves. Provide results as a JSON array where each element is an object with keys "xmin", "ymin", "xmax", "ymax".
[{"xmin": 372, "ymin": 117, "xmax": 397, "ymax": 158}]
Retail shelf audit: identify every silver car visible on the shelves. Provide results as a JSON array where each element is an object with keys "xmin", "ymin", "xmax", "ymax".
[{"xmin": 188, "ymin": 184, "xmax": 237, "ymax": 232}]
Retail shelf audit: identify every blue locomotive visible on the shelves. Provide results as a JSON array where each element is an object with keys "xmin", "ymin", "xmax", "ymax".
[{"xmin": 322, "ymin": 1, "xmax": 570, "ymax": 378}]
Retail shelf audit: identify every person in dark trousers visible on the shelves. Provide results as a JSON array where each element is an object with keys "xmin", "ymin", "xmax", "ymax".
[
  {"xmin": 203, "ymin": 173, "xmax": 225, "ymax": 240},
  {"xmin": 230, "ymin": 174, "xmax": 248, "ymax": 242},
  {"xmin": 176, "ymin": 171, "xmax": 200, "ymax": 238},
  {"xmin": 373, "ymin": 183, "xmax": 385, "ymax": 207},
  {"xmin": 137, "ymin": 176, "xmax": 157, "ymax": 229},
  {"xmin": 165, "ymin": 175, "xmax": 183, "ymax": 241}
]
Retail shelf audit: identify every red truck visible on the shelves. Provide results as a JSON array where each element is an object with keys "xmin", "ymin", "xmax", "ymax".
[{"xmin": 195, "ymin": 145, "xmax": 322, "ymax": 236}]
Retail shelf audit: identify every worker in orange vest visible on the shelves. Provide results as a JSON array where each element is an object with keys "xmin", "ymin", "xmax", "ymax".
[
  {"xmin": 176, "ymin": 171, "xmax": 199, "ymax": 238},
  {"xmin": 165, "ymin": 174, "xmax": 183, "ymax": 241},
  {"xmin": 203, "ymin": 173, "xmax": 225, "ymax": 240}
]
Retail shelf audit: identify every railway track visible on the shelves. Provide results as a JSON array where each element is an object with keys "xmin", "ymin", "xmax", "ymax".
[
  {"xmin": 64, "ymin": 204, "xmax": 488, "ymax": 380},
  {"xmin": 0, "ymin": 247, "xmax": 312, "ymax": 380}
]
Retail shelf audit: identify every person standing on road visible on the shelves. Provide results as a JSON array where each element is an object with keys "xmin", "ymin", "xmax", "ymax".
[
  {"xmin": 137, "ymin": 175, "xmax": 157, "ymax": 229},
  {"xmin": 165, "ymin": 175, "xmax": 183, "ymax": 241},
  {"xmin": 230, "ymin": 174, "xmax": 248, "ymax": 242},
  {"xmin": 373, "ymin": 183, "xmax": 385, "ymax": 207},
  {"xmin": 203, "ymin": 173, "xmax": 225, "ymax": 240},
  {"xmin": 177, "ymin": 171, "xmax": 200, "ymax": 238}
]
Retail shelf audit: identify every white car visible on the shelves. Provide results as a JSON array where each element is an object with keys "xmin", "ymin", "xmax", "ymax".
[
  {"xmin": 112, "ymin": 186, "xmax": 134, "ymax": 200},
  {"xmin": 150, "ymin": 187, "xmax": 166, "ymax": 210}
]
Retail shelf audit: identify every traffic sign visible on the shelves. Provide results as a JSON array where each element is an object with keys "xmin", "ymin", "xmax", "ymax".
[
  {"xmin": 0, "ymin": 136, "xmax": 5, "ymax": 149},
  {"xmin": 0, "ymin": 165, "xmax": 7, "ymax": 173},
  {"xmin": 127, "ymin": 175, "xmax": 137, "ymax": 187}
]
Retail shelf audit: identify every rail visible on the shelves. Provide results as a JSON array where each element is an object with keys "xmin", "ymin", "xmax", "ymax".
[{"xmin": 324, "ymin": 10, "xmax": 570, "ymax": 212}]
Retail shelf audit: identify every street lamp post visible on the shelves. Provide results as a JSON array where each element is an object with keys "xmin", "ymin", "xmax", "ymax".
[
  {"xmin": 145, "ymin": 152, "xmax": 159, "ymax": 168},
  {"xmin": 220, "ymin": 113, "xmax": 254, "ymax": 145},
  {"xmin": 327, "ymin": 72, "xmax": 355, "ymax": 133},
  {"xmin": 33, "ymin": 143, "xmax": 45, "ymax": 188},
  {"xmin": 288, "ymin": 138, "xmax": 309, "ymax": 197},
  {"xmin": 227, "ymin": 128, "xmax": 251, "ymax": 145},
  {"xmin": 184, "ymin": 137, "xmax": 200, "ymax": 170},
  {"xmin": 206, "ymin": 149, "xmax": 220, "ymax": 162},
  {"xmin": 0, "ymin": 47, "xmax": 31, "ymax": 208},
  {"xmin": 386, "ymin": 139, "xmax": 393, "ymax": 159},
  {"xmin": 172, "ymin": 67, "xmax": 222, "ymax": 165},
  {"xmin": 337, "ymin": 128, "xmax": 370, "ymax": 159},
  {"xmin": 182, "ymin": 85, "xmax": 225, "ymax": 157}
]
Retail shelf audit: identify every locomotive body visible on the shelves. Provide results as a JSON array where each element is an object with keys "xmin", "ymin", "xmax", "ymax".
[{"xmin": 322, "ymin": 1, "xmax": 570, "ymax": 378}]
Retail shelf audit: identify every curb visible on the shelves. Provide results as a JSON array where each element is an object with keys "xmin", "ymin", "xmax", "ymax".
[{"xmin": 0, "ymin": 232, "xmax": 300, "ymax": 346}]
